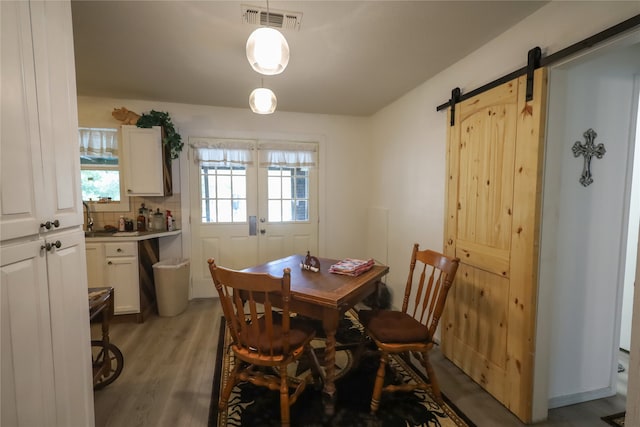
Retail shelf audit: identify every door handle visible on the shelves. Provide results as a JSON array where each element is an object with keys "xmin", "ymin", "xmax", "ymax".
[{"xmin": 249, "ymin": 216, "xmax": 257, "ymax": 236}]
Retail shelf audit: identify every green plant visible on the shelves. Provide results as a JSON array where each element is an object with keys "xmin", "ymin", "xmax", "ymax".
[{"xmin": 136, "ymin": 110, "xmax": 183, "ymax": 159}]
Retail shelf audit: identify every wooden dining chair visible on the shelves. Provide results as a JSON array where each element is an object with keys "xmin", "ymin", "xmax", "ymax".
[
  {"xmin": 208, "ymin": 259, "xmax": 321, "ymax": 427},
  {"xmin": 358, "ymin": 244, "xmax": 460, "ymax": 413}
]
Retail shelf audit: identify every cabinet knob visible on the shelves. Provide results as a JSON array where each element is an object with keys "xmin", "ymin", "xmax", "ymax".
[
  {"xmin": 117, "ymin": 248, "xmax": 123, "ymax": 252},
  {"xmin": 107, "ymin": 261, "xmax": 113, "ymax": 265},
  {"xmin": 40, "ymin": 219, "xmax": 60, "ymax": 230},
  {"xmin": 41, "ymin": 240, "xmax": 62, "ymax": 251}
]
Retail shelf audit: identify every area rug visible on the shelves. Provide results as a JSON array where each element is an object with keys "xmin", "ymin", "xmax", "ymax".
[
  {"xmin": 602, "ymin": 412, "xmax": 626, "ymax": 426},
  {"xmin": 209, "ymin": 311, "xmax": 475, "ymax": 427}
]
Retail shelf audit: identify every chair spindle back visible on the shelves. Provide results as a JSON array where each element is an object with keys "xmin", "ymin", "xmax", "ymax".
[
  {"xmin": 401, "ymin": 244, "xmax": 460, "ymax": 337},
  {"xmin": 208, "ymin": 259, "xmax": 292, "ymax": 357}
]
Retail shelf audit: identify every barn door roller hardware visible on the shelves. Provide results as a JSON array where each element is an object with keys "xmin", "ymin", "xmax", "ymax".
[
  {"xmin": 526, "ymin": 47, "xmax": 541, "ymax": 102},
  {"xmin": 437, "ymin": 14, "xmax": 640, "ymax": 125},
  {"xmin": 449, "ymin": 88, "xmax": 461, "ymax": 126}
]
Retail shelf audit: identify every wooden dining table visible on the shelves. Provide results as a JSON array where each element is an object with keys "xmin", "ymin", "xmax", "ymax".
[{"xmin": 242, "ymin": 255, "xmax": 389, "ymax": 404}]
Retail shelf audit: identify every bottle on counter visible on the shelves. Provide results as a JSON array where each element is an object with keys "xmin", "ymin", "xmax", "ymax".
[
  {"xmin": 137, "ymin": 209, "xmax": 146, "ymax": 231},
  {"xmin": 118, "ymin": 215, "xmax": 125, "ymax": 231},
  {"xmin": 147, "ymin": 206, "xmax": 153, "ymax": 231},
  {"xmin": 166, "ymin": 210, "xmax": 173, "ymax": 231}
]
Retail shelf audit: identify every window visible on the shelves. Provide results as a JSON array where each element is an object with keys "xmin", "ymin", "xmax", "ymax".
[
  {"xmin": 79, "ymin": 127, "xmax": 129, "ymax": 212},
  {"xmin": 201, "ymin": 164, "xmax": 247, "ymax": 223},
  {"xmin": 267, "ymin": 167, "xmax": 309, "ymax": 222},
  {"xmin": 192, "ymin": 138, "xmax": 316, "ymax": 225}
]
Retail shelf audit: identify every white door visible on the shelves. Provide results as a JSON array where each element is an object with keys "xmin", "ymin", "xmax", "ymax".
[{"xmin": 189, "ymin": 139, "xmax": 319, "ymax": 297}]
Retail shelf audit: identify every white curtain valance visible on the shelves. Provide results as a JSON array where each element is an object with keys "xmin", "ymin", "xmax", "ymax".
[
  {"xmin": 258, "ymin": 141, "xmax": 317, "ymax": 167},
  {"xmin": 190, "ymin": 138, "xmax": 256, "ymax": 166},
  {"xmin": 189, "ymin": 138, "xmax": 318, "ymax": 168},
  {"xmin": 79, "ymin": 127, "xmax": 118, "ymax": 157}
]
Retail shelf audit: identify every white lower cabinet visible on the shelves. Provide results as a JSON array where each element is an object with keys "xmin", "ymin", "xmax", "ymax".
[
  {"xmin": 1, "ymin": 230, "xmax": 93, "ymax": 426},
  {"xmin": 87, "ymin": 242, "xmax": 140, "ymax": 314},
  {"xmin": 45, "ymin": 230, "xmax": 94, "ymax": 426},
  {"xmin": 1, "ymin": 240, "xmax": 56, "ymax": 427},
  {"xmin": 85, "ymin": 242, "xmax": 105, "ymax": 286}
]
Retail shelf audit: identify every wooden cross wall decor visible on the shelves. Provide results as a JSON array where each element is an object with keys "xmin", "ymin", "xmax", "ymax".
[{"xmin": 572, "ymin": 128, "xmax": 606, "ymax": 187}]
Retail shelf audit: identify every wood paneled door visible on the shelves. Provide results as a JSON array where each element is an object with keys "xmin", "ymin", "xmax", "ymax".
[{"xmin": 442, "ymin": 69, "xmax": 548, "ymax": 423}]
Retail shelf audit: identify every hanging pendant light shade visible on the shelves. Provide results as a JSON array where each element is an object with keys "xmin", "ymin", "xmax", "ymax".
[
  {"xmin": 249, "ymin": 87, "xmax": 277, "ymax": 114},
  {"xmin": 246, "ymin": 27, "xmax": 290, "ymax": 75}
]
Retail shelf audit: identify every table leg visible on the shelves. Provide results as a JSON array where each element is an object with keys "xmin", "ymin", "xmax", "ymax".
[{"xmin": 322, "ymin": 310, "xmax": 340, "ymax": 415}]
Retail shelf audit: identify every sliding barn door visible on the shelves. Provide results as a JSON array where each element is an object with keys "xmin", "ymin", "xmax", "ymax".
[{"xmin": 442, "ymin": 69, "xmax": 547, "ymax": 423}]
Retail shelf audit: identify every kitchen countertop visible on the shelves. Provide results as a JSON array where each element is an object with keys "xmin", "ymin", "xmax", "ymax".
[{"xmin": 84, "ymin": 229, "xmax": 181, "ymax": 242}]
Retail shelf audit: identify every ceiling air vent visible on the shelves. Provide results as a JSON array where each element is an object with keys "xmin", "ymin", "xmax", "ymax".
[{"xmin": 242, "ymin": 4, "xmax": 302, "ymax": 31}]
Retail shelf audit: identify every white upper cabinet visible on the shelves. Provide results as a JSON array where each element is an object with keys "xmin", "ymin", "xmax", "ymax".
[
  {"xmin": 30, "ymin": 1, "xmax": 83, "ymax": 231},
  {"xmin": 1, "ymin": 1, "xmax": 45, "ymax": 240},
  {"xmin": 122, "ymin": 125, "xmax": 168, "ymax": 196},
  {"xmin": 1, "ymin": 1, "xmax": 82, "ymax": 241}
]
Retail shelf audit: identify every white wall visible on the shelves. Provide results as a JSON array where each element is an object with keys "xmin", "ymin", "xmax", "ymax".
[
  {"xmin": 368, "ymin": 0, "xmax": 640, "ymax": 422},
  {"xmin": 77, "ymin": 97, "xmax": 374, "ymax": 269}
]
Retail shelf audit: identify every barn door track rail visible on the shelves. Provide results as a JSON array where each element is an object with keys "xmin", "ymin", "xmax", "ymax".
[{"xmin": 438, "ymin": 14, "xmax": 640, "ymax": 126}]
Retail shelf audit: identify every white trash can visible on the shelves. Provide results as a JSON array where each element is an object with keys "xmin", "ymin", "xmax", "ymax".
[{"xmin": 153, "ymin": 258, "xmax": 190, "ymax": 317}]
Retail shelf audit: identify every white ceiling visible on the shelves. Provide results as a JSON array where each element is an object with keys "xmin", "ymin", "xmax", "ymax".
[{"xmin": 71, "ymin": 1, "xmax": 547, "ymax": 116}]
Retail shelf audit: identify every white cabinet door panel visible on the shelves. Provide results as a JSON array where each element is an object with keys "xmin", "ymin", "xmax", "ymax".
[
  {"xmin": 85, "ymin": 242, "xmax": 106, "ymax": 286},
  {"xmin": 46, "ymin": 230, "xmax": 94, "ymax": 427},
  {"xmin": 30, "ymin": 1, "xmax": 83, "ymax": 230},
  {"xmin": 0, "ymin": 1, "xmax": 45, "ymax": 241},
  {"xmin": 1, "ymin": 240, "xmax": 56, "ymax": 426},
  {"xmin": 123, "ymin": 126, "xmax": 164, "ymax": 196},
  {"xmin": 106, "ymin": 256, "xmax": 140, "ymax": 314}
]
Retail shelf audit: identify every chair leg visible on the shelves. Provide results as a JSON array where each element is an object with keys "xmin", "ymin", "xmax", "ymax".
[
  {"xmin": 219, "ymin": 361, "xmax": 241, "ymax": 410},
  {"xmin": 370, "ymin": 352, "xmax": 388, "ymax": 414},
  {"xmin": 279, "ymin": 365, "xmax": 290, "ymax": 427},
  {"xmin": 420, "ymin": 351, "xmax": 443, "ymax": 405}
]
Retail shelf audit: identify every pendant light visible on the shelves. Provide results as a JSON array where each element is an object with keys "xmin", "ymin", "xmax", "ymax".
[
  {"xmin": 245, "ymin": 0, "xmax": 289, "ymax": 75},
  {"xmin": 249, "ymin": 83, "xmax": 277, "ymax": 114}
]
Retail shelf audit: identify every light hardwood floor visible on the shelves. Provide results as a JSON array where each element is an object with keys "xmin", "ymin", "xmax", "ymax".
[{"xmin": 93, "ymin": 299, "xmax": 627, "ymax": 426}]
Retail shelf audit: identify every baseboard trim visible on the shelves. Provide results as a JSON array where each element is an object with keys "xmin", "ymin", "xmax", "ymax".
[
  {"xmin": 548, "ymin": 386, "xmax": 616, "ymax": 409},
  {"xmin": 192, "ymin": 282, "xmax": 217, "ymax": 299}
]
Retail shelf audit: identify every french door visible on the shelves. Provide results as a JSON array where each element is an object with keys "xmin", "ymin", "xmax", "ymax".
[{"xmin": 189, "ymin": 139, "xmax": 318, "ymax": 296}]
